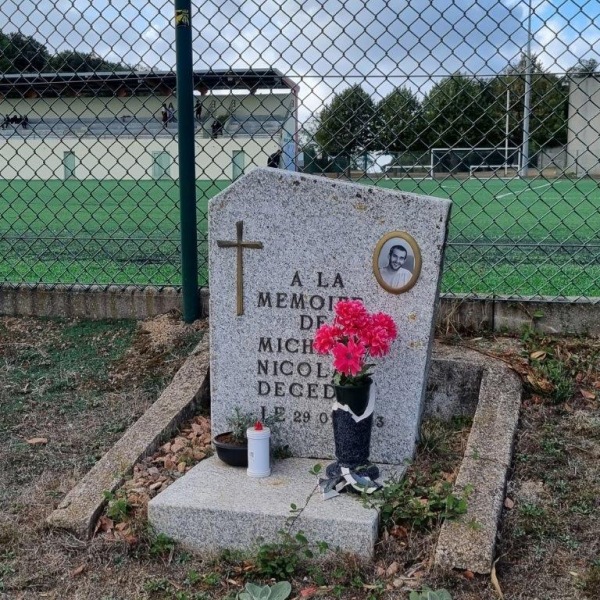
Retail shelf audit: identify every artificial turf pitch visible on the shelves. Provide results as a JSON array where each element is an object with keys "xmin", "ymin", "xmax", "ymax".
[{"xmin": 1, "ymin": 177, "xmax": 599, "ymax": 297}]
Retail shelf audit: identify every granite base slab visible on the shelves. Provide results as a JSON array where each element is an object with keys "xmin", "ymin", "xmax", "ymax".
[{"xmin": 148, "ymin": 456, "xmax": 405, "ymax": 559}]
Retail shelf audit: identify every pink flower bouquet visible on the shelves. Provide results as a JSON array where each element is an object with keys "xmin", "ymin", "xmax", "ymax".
[{"xmin": 314, "ymin": 299, "xmax": 398, "ymax": 386}]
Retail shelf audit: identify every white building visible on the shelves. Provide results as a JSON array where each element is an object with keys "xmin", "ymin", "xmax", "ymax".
[
  {"xmin": 567, "ymin": 76, "xmax": 600, "ymax": 176},
  {"xmin": 0, "ymin": 69, "xmax": 298, "ymax": 181}
]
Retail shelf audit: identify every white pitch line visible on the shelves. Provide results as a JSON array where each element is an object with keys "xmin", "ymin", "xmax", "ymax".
[{"xmin": 495, "ymin": 182, "xmax": 553, "ymax": 199}]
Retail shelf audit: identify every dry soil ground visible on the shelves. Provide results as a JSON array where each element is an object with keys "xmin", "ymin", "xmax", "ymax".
[{"xmin": 0, "ymin": 316, "xmax": 598, "ymax": 600}]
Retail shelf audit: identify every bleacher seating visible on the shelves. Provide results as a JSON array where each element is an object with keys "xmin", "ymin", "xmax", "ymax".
[
  {"xmin": 225, "ymin": 115, "xmax": 286, "ymax": 137},
  {"xmin": 0, "ymin": 116, "xmax": 173, "ymax": 138},
  {"xmin": 0, "ymin": 113, "xmax": 288, "ymax": 139}
]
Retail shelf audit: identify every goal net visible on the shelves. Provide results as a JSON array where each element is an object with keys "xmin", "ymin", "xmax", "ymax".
[
  {"xmin": 383, "ymin": 151, "xmax": 431, "ymax": 178},
  {"xmin": 430, "ymin": 147, "xmax": 520, "ymax": 178}
]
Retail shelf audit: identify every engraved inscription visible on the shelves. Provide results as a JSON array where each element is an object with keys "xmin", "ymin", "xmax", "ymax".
[{"xmin": 250, "ymin": 270, "xmax": 384, "ymax": 427}]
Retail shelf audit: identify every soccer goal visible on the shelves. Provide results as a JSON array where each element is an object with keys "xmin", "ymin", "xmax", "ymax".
[
  {"xmin": 384, "ymin": 163, "xmax": 431, "ymax": 179},
  {"xmin": 383, "ymin": 151, "xmax": 432, "ymax": 179},
  {"xmin": 430, "ymin": 147, "xmax": 520, "ymax": 179}
]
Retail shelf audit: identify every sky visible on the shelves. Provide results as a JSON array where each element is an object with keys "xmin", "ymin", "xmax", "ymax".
[{"xmin": 2, "ymin": 0, "xmax": 599, "ymax": 120}]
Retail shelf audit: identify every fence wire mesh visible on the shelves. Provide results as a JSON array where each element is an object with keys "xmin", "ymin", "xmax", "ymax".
[{"xmin": 1, "ymin": 0, "xmax": 599, "ymax": 300}]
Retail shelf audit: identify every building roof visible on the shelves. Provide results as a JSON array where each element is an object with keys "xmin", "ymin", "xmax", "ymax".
[{"xmin": 0, "ymin": 69, "xmax": 297, "ymax": 98}]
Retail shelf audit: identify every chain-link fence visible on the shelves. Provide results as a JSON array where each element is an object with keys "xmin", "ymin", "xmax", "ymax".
[{"xmin": 1, "ymin": 0, "xmax": 599, "ymax": 301}]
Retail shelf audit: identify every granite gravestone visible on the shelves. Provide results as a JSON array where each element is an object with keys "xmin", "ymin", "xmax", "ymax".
[
  {"xmin": 209, "ymin": 168, "xmax": 451, "ymax": 467},
  {"xmin": 148, "ymin": 169, "xmax": 451, "ymax": 557}
]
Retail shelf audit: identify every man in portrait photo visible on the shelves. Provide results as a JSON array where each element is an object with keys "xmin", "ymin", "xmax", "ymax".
[{"xmin": 380, "ymin": 243, "xmax": 412, "ymax": 288}]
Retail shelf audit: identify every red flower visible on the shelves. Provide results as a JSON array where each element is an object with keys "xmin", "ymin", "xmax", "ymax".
[
  {"xmin": 332, "ymin": 339, "xmax": 365, "ymax": 376},
  {"xmin": 334, "ymin": 300, "xmax": 369, "ymax": 335},
  {"xmin": 371, "ymin": 312, "xmax": 398, "ymax": 342},
  {"xmin": 314, "ymin": 324, "xmax": 340, "ymax": 354},
  {"xmin": 312, "ymin": 300, "xmax": 398, "ymax": 383},
  {"xmin": 364, "ymin": 326, "xmax": 392, "ymax": 358}
]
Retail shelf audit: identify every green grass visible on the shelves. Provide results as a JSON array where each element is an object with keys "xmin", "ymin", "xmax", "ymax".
[
  {"xmin": 374, "ymin": 177, "xmax": 600, "ymax": 244},
  {"xmin": 375, "ymin": 176, "xmax": 600, "ymax": 296},
  {"xmin": 1, "ymin": 177, "xmax": 599, "ymax": 296},
  {"xmin": 0, "ymin": 319, "xmax": 139, "ymax": 481},
  {"xmin": 0, "ymin": 179, "xmax": 222, "ymax": 286},
  {"xmin": 0, "ymin": 319, "xmax": 137, "ymax": 414}
]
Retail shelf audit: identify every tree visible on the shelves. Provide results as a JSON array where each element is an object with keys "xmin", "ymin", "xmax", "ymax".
[
  {"xmin": 0, "ymin": 31, "xmax": 49, "ymax": 73},
  {"xmin": 568, "ymin": 58, "xmax": 599, "ymax": 76},
  {"xmin": 298, "ymin": 116, "xmax": 319, "ymax": 151},
  {"xmin": 421, "ymin": 74, "xmax": 497, "ymax": 148},
  {"xmin": 373, "ymin": 86, "xmax": 425, "ymax": 152},
  {"xmin": 0, "ymin": 29, "xmax": 129, "ymax": 74},
  {"xmin": 47, "ymin": 50, "xmax": 128, "ymax": 72},
  {"xmin": 315, "ymin": 85, "xmax": 376, "ymax": 157},
  {"xmin": 0, "ymin": 33, "xmax": 9, "ymax": 73},
  {"xmin": 496, "ymin": 54, "xmax": 568, "ymax": 148}
]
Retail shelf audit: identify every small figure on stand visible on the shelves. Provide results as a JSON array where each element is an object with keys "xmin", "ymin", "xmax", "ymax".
[
  {"xmin": 211, "ymin": 118, "xmax": 223, "ymax": 138},
  {"xmin": 267, "ymin": 149, "xmax": 282, "ymax": 168}
]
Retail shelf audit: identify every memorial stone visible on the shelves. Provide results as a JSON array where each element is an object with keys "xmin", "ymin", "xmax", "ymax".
[
  {"xmin": 149, "ymin": 169, "xmax": 451, "ymax": 557},
  {"xmin": 209, "ymin": 168, "xmax": 451, "ymax": 466}
]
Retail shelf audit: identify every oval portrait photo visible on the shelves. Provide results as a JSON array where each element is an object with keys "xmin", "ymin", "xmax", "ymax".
[{"xmin": 373, "ymin": 231, "xmax": 422, "ymax": 294}]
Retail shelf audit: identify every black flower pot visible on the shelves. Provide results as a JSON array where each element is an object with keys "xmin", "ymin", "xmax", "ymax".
[
  {"xmin": 213, "ymin": 432, "xmax": 247, "ymax": 467},
  {"xmin": 334, "ymin": 378, "xmax": 372, "ymax": 417},
  {"xmin": 331, "ymin": 409, "xmax": 374, "ymax": 466},
  {"xmin": 327, "ymin": 378, "xmax": 379, "ymax": 481}
]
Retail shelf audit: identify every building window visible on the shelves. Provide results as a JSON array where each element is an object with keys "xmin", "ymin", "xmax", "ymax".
[
  {"xmin": 152, "ymin": 151, "xmax": 172, "ymax": 179},
  {"xmin": 63, "ymin": 151, "xmax": 77, "ymax": 180},
  {"xmin": 232, "ymin": 150, "xmax": 245, "ymax": 180}
]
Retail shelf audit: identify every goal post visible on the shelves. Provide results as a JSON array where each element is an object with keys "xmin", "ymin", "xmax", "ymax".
[
  {"xmin": 383, "ymin": 151, "xmax": 432, "ymax": 179},
  {"xmin": 430, "ymin": 147, "xmax": 520, "ymax": 178}
]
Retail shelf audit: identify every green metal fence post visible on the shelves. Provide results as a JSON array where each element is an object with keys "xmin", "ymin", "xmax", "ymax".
[{"xmin": 175, "ymin": 0, "xmax": 199, "ymax": 322}]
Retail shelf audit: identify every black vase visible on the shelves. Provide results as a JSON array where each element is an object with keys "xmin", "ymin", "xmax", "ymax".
[
  {"xmin": 327, "ymin": 379, "xmax": 379, "ymax": 481},
  {"xmin": 333, "ymin": 378, "xmax": 372, "ymax": 417}
]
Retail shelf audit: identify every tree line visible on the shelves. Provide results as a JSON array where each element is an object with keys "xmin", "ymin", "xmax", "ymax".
[
  {"xmin": 312, "ymin": 56, "xmax": 599, "ymax": 159},
  {"xmin": 2, "ymin": 28, "xmax": 597, "ymax": 158},
  {"xmin": 0, "ymin": 31, "xmax": 128, "ymax": 74}
]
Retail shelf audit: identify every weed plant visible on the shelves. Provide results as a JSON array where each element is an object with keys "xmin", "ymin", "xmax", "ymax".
[
  {"xmin": 254, "ymin": 531, "xmax": 328, "ymax": 579},
  {"xmin": 541, "ymin": 359, "xmax": 575, "ymax": 403},
  {"xmin": 103, "ymin": 490, "xmax": 131, "ymax": 522},
  {"xmin": 365, "ymin": 472, "xmax": 471, "ymax": 531},
  {"xmin": 583, "ymin": 562, "xmax": 600, "ymax": 597}
]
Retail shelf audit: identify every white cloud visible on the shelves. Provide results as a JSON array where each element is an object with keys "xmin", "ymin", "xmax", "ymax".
[{"xmin": 2, "ymin": 0, "xmax": 600, "ymax": 116}]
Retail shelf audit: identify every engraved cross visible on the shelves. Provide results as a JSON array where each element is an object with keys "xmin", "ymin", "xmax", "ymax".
[{"xmin": 217, "ymin": 221, "xmax": 263, "ymax": 316}]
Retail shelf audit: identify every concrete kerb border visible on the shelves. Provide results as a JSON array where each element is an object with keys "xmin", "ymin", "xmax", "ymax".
[
  {"xmin": 0, "ymin": 284, "xmax": 210, "ymax": 321},
  {"xmin": 433, "ymin": 345, "xmax": 523, "ymax": 574},
  {"xmin": 1, "ymin": 284, "xmax": 599, "ymax": 336},
  {"xmin": 46, "ymin": 338, "xmax": 523, "ymax": 571},
  {"xmin": 438, "ymin": 294, "xmax": 600, "ymax": 336},
  {"xmin": 46, "ymin": 336, "xmax": 210, "ymax": 539}
]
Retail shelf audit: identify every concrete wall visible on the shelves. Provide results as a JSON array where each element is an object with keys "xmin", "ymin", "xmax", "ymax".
[
  {"xmin": 1, "ymin": 285, "xmax": 598, "ymax": 336},
  {"xmin": 567, "ymin": 77, "xmax": 600, "ymax": 176},
  {"xmin": 536, "ymin": 146, "xmax": 567, "ymax": 170},
  {"xmin": 0, "ymin": 136, "xmax": 282, "ymax": 181}
]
